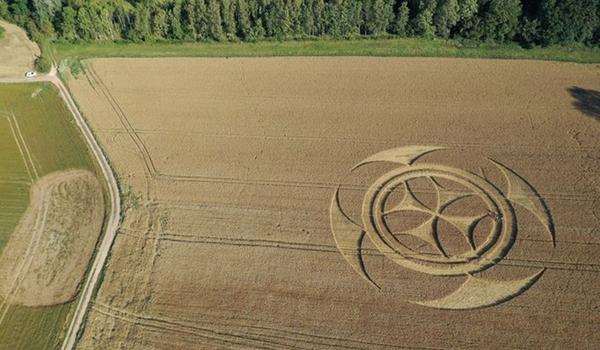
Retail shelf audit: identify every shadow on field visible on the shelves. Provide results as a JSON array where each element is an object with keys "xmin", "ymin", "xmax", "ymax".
[{"xmin": 568, "ymin": 87, "xmax": 600, "ymax": 120}]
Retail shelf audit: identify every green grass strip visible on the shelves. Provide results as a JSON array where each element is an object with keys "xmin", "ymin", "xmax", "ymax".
[{"xmin": 52, "ymin": 38, "xmax": 600, "ymax": 64}]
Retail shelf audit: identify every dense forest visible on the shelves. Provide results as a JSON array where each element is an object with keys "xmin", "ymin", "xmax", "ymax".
[{"xmin": 0, "ymin": 0, "xmax": 598, "ymax": 47}]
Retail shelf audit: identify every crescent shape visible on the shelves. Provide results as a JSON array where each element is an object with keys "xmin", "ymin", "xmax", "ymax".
[
  {"xmin": 490, "ymin": 159, "xmax": 555, "ymax": 245},
  {"xmin": 413, "ymin": 269, "xmax": 545, "ymax": 310},
  {"xmin": 330, "ymin": 188, "xmax": 379, "ymax": 288},
  {"xmin": 352, "ymin": 146, "xmax": 445, "ymax": 170}
]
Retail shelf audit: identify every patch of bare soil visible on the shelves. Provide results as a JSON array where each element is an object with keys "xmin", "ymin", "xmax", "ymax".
[
  {"xmin": 0, "ymin": 170, "xmax": 104, "ymax": 307},
  {"xmin": 69, "ymin": 57, "xmax": 600, "ymax": 349},
  {"xmin": 0, "ymin": 20, "xmax": 39, "ymax": 78}
]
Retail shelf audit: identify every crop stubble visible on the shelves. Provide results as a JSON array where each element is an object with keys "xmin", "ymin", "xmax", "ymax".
[
  {"xmin": 0, "ymin": 170, "xmax": 104, "ymax": 307},
  {"xmin": 69, "ymin": 57, "xmax": 600, "ymax": 349},
  {"xmin": 0, "ymin": 20, "xmax": 39, "ymax": 78}
]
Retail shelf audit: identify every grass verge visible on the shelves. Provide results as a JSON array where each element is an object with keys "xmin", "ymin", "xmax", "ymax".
[
  {"xmin": 51, "ymin": 38, "xmax": 600, "ymax": 63},
  {"xmin": 0, "ymin": 302, "xmax": 73, "ymax": 350}
]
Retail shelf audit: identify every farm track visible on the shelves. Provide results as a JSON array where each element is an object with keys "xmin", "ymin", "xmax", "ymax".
[
  {"xmin": 92, "ymin": 302, "xmax": 410, "ymax": 350},
  {"xmin": 83, "ymin": 67, "xmax": 166, "ymax": 324},
  {"xmin": 85, "ymin": 66, "xmax": 154, "ymax": 199},
  {"xmin": 8, "ymin": 113, "xmax": 38, "ymax": 179},
  {"xmin": 0, "ymin": 179, "xmax": 30, "ymax": 185},
  {"xmin": 97, "ymin": 128, "xmax": 597, "ymax": 152},
  {"xmin": 153, "ymin": 177, "xmax": 593, "ymax": 202},
  {"xmin": 0, "ymin": 69, "xmax": 121, "ymax": 350},
  {"xmin": 116, "ymin": 227, "xmax": 600, "ymax": 273},
  {"xmin": 151, "ymin": 198, "xmax": 596, "ymax": 248},
  {"xmin": 89, "ymin": 128, "xmax": 594, "ymax": 202},
  {"xmin": 92, "ymin": 126, "xmax": 596, "ymax": 201},
  {"xmin": 4, "ymin": 113, "xmax": 37, "ymax": 181}
]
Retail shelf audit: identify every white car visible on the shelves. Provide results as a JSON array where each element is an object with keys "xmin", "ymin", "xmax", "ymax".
[{"xmin": 25, "ymin": 71, "xmax": 37, "ymax": 78}]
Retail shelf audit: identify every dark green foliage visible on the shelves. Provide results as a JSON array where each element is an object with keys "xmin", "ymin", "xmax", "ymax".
[
  {"xmin": 9, "ymin": 0, "xmax": 30, "ymax": 27},
  {"xmin": 518, "ymin": 17, "xmax": 540, "ymax": 47},
  {"xmin": 234, "ymin": 0, "xmax": 252, "ymax": 40},
  {"xmin": 206, "ymin": 0, "xmax": 223, "ymax": 40},
  {"xmin": 181, "ymin": 0, "xmax": 196, "ymax": 39},
  {"xmin": 168, "ymin": 1, "xmax": 184, "ymax": 40},
  {"xmin": 75, "ymin": 7, "xmax": 96, "ymax": 40},
  {"xmin": 392, "ymin": 1, "xmax": 409, "ymax": 36},
  {"xmin": 412, "ymin": 0, "xmax": 435, "ymax": 38},
  {"xmin": 481, "ymin": 0, "xmax": 522, "ymax": 42},
  {"xmin": 540, "ymin": 0, "xmax": 600, "ymax": 45},
  {"xmin": 0, "ymin": 0, "xmax": 9, "ymax": 20},
  {"xmin": 34, "ymin": 50, "xmax": 52, "ymax": 71},
  {"xmin": 130, "ymin": 3, "xmax": 152, "ymax": 41},
  {"xmin": 221, "ymin": 0, "xmax": 236, "ymax": 40},
  {"xmin": 0, "ymin": 0, "xmax": 596, "ymax": 47},
  {"xmin": 59, "ymin": 7, "xmax": 76, "ymax": 41},
  {"xmin": 152, "ymin": 7, "xmax": 169, "ymax": 39},
  {"xmin": 433, "ymin": 0, "xmax": 459, "ymax": 38},
  {"xmin": 264, "ymin": 0, "xmax": 292, "ymax": 39},
  {"xmin": 362, "ymin": 0, "xmax": 394, "ymax": 36},
  {"xmin": 323, "ymin": 0, "xmax": 361, "ymax": 38}
]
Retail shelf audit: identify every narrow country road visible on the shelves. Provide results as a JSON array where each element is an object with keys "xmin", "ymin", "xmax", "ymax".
[{"xmin": 0, "ymin": 68, "xmax": 121, "ymax": 350}]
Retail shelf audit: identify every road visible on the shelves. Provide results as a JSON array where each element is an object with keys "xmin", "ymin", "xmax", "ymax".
[{"xmin": 0, "ymin": 69, "xmax": 121, "ymax": 350}]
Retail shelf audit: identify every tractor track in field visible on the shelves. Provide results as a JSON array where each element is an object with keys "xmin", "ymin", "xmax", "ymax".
[
  {"xmin": 0, "ymin": 68, "xmax": 121, "ymax": 350},
  {"xmin": 91, "ymin": 302, "xmax": 408, "ymax": 350},
  {"xmin": 0, "ymin": 184, "xmax": 49, "ymax": 325}
]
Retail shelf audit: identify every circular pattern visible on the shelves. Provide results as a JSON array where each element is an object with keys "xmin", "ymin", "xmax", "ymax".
[
  {"xmin": 361, "ymin": 164, "xmax": 516, "ymax": 276},
  {"xmin": 378, "ymin": 173, "xmax": 492, "ymax": 260}
]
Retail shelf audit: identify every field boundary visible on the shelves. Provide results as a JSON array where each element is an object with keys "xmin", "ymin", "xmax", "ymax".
[
  {"xmin": 52, "ymin": 39, "xmax": 600, "ymax": 64},
  {"xmin": 50, "ymin": 70, "xmax": 121, "ymax": 350}
]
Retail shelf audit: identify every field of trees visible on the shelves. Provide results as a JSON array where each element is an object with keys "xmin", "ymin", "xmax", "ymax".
[{"xmin": 0, "ymin": 0, "xmax": 598, "ymax": 48}]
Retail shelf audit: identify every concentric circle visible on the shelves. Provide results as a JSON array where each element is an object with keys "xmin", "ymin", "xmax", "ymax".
[{"xmin": 361, "ymin": 164, "xmax": 516, "ymax": 276}]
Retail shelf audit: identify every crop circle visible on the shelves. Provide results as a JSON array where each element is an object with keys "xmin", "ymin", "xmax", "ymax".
[{"xmin": 361, "ymin": 164, "xmax": 516, "ymax": 276}]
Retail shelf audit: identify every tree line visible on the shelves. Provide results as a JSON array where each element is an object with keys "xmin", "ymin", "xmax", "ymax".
[{"xmin": 0, "ymin": 0, "xmax": 598, "ymax": 47}]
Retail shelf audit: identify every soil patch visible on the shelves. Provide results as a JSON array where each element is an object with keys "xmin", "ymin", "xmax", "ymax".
[
  {"xmin": 0, "ymin": 170, "xmax": 104, "ymax": 306},
  {"xmin": 0, "ymin": 20, "xmax": 39, "ymax": 78}
]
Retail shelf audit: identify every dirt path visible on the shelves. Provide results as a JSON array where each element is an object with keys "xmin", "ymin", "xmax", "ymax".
[
  {"xmin": 0, "ymin": 68, "xmax": 121, "ymax": 350},
  {"xmin": 0, "ymin": 20, "xmax": 39, "ymax": 78}
]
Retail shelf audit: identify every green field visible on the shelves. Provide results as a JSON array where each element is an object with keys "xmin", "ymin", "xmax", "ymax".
[
  {"xmin": 0, "ymin": 83, "xmax": 101, "ymax": 349},
  {"xmin": 52, "ymin": 38, "xmax": 600, "ymax": 64}
]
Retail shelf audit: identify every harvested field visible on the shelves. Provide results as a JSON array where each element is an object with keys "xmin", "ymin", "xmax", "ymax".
[
  {"xmin": 69, "ymin": 57, "xmax": 600, "ymax": 349},
  {"xmin": 0, "ymin": 83, "xmax": 105, "ymax": 349},
  {"xmin": 0, "ymin": 20, "xmax": 39, "ymax": 78},
  {"xmin": 0, "ymin": 170, "xmax": 104, "ymax": 307}
]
